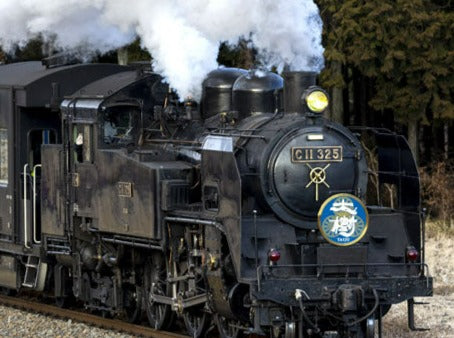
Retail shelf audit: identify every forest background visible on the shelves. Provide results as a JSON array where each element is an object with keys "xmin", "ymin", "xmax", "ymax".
[{"xmin": 0, "ymin": 0, "xmax": 452, "ymax": 231}]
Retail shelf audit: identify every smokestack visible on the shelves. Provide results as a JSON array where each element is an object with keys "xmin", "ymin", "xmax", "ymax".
[{"xmin": 282, "ymin": 71, "xmax": 317, "ymax": 113}]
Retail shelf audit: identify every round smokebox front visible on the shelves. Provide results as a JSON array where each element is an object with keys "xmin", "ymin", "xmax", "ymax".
[{"xmin": 263, "ymin": 125, "xmax": 366, "ymax": 226}]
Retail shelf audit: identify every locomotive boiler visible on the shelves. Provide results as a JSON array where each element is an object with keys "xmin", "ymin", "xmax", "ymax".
[{"xmin": 0, "ymin": 59, "xmax": 432, "ymax": 337}]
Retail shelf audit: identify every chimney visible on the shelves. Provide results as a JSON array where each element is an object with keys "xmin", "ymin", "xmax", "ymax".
[{"xmin": 282, "ymin": 71, "xmax": 317, "ymax": 113}]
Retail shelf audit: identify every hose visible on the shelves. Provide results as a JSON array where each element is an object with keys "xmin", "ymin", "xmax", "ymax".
[
  {"xmin": 295, "ymin": 288, "xmax": 380, "ymax": 330},
  {"xmin": 295, "ymin": 289, "xmax": 320, "ymax": 334},
  {"xmin": 345, "ymin": 289, "xmax": 379, "ymax": 327},
  {"xmin": 318, "ymin": 288, "xmax": 380, "ymax": 327}
]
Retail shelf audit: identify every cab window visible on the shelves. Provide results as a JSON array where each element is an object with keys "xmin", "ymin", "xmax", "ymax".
[
  {"xmin": 73, "ymin": 124, "xmax": 93, "ymax": 163},
  {"xmin": 100, "ymin": 106, "xmax": 139, "ymax": 147}
]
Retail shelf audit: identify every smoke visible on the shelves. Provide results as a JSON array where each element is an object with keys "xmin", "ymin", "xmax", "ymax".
[{"xmin": 0, "ymin": 0, "xmax": 324, "ymax": 99}]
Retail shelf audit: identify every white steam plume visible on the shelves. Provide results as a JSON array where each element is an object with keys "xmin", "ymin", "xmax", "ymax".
[{"xmin": 0, "ymin": 0, "xmax": 324, "ymax": 99}]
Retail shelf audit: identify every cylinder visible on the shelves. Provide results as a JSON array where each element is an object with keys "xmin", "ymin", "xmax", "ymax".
[
  {"xmin": 282, "ymin": 71, "xmax": 317, "ymax": 113},
  {"xmin": 201, "ymin": 68, "xmax": 247, "ymax": 119}
]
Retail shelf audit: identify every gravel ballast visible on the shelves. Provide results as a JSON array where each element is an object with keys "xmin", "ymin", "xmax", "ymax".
[{"xmin": 0, "ymin": 306, "xmax": 134, "ymax": 338}]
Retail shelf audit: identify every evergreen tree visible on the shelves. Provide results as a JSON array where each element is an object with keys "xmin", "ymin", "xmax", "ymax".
[
  {"xmin": 317, "ymin": 0, "xmax": 453, "ymax": 161},
  {"xmin": 217, "ymin": 40, "xmax": 257, "ymax": 69},
  {"xmin": 11, "ymin": 35, "xmax": 44, "ymax": 61},
  {"xmin": 316, "ymin": 0, "xmax": 347, "ymax": 123}
]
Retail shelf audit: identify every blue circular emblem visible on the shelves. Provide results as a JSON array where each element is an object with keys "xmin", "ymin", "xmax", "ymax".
[{"xmin": 318, "ymin": 193, "xmax": 369, "ymax": 246}]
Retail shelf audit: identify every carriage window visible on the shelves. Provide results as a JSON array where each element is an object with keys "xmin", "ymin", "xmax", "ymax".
[
  {"xmin": 101, "ymin": 106, "xmax": 139, "ymax": 147},
  {"xmin": 0, "ymin": 129, "xmax": 7, "ymax": 185},
  {"xmin": 73, "ymin": 125, "xmax": 93, "ymax": 163}
]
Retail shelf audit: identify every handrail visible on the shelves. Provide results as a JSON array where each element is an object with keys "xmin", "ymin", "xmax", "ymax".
[
  {"xmin": 32, "ymin": 164, "xmax": 42, "ymax": 244},
  {"xmin": 23, "ymin": 163, "xmax": 30, "ymax": 249}
]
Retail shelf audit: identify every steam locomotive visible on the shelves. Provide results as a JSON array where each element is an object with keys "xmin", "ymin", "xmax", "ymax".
[{"xmin": 0, "ymin": 58, "xmax": 432, "ymax": 337}]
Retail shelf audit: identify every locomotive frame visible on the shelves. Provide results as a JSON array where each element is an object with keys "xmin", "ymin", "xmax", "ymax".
[{"xmin": 0, "ymin": 59, "xmax": 432, "ymax": 337}]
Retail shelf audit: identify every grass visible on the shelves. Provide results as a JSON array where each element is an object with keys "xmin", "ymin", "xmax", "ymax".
[{"xmin": 425, "ymin": 219, "xmax": 454, "ymax": 238}]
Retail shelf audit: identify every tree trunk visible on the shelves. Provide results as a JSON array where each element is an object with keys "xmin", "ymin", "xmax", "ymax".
[
  {"xmin": 342, "ymin": 66, "xmax": 350, "ymax": 125},
  {"xmin": 444, "ymin": 123, "xmax": 449, "ymax": 161},
  {"xmin": 408, "ymin": 118, "xmax": 419, "ymax": 165},
  {"xmin": 419, "ymin": 124, "xmax": 426, "ymax": 164},
  {"xmin": 331, "ymin": 61, "xmax": 344, "ymax": 123},
  {"xmin": 359, "ymin": 74, "xmax": 367, "ymax": 126},
  {"xmin": 352, "ymin": 68, "xmax": 367, "ymax": 126},
  {"xmin": 239, "ymin": 40, "xmax": 255, "ymax": 69}
]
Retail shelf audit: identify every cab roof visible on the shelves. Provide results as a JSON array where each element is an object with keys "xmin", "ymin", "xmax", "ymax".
[{"xmin": 0, "ymin": 61, "xmax": 129, "ymax": 107}]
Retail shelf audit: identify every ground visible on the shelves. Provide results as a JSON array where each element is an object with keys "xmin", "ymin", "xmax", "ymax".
[{"xmin": 382, "ymin": 236, "xmax": 454, "ymax": 337}]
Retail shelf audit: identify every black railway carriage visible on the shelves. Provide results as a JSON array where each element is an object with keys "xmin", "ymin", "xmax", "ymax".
[{"xmin": 0, "ymin": 61, "xmax": 432, "ymax": 338}]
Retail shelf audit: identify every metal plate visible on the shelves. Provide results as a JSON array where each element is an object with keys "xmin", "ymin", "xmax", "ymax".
[
  {"xmin": 203, "ymin": 135, "xmax": 233, "ymax": 152},
  {"xmin": 291, "ymin": 146, "xmax": 343, "ymax": 163}
]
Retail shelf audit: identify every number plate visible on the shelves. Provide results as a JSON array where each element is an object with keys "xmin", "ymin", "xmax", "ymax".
[
  {"xmin": 291, "ymin": 146, "xmax": 343, "ymax": 163},
  {"xmin": 118, "ymin": 182, "xmax": 133, "ymax": 198}
]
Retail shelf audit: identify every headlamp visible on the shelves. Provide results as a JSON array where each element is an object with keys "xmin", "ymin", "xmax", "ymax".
[{"xmin": 304, "ymin": 88, "xmax": 329, "ymax": 113}]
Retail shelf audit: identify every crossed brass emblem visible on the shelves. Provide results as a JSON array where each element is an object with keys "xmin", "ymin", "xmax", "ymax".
[{"xmin": 305, "ymin": 164, "xmax": 331, "ymax": 201}]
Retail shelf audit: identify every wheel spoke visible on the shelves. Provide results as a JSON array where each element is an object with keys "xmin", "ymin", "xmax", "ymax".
[
  {"xmin": 123, "ymin": 284, "xmax": 141, "ymax": 323},
  {"xmin": 145, "ymin": 257, "xmax": 173, "ymax": 330},
  {"xmin": 183, "ymin": 310, "xmax": 211, "ymax": 338},
  {"xmin": 215, "ymin": 314, "xmax": 242, "ymax": 338}
]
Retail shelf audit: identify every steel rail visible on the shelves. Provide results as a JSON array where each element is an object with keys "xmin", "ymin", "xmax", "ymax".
[{"xmin": 0, "ymin": 295, "xmax": 187, "ymax": 338}]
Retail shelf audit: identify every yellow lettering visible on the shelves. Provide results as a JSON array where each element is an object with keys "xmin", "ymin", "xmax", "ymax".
[
  {"xmin": 294, "ymin": 149, "xmax": 303, "ymax": 160},
  {"xmin": 325, "ymin": 149, "xmax": 331, "ymax": 160}
]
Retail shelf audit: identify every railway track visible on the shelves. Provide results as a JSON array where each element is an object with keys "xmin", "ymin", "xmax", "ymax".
[{"xmin": 0, "ymin": 295, "xmax": 188, "ymax": 338}]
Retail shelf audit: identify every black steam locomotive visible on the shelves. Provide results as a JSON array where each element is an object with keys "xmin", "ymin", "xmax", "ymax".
[{"xmin": 0, "ymin": 59, "xmax": 432, "ymax": 337}]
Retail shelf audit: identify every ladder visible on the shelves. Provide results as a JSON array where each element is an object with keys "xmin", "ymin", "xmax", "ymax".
[{"xmin": 22, "ymin": 256, "xmax": 41, "ymax": 288}]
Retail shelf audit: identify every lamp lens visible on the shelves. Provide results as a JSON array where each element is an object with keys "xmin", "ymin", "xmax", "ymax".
[{"xmin": 306, "ymin": 91, "xmax": 328, "ymax": 113}]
